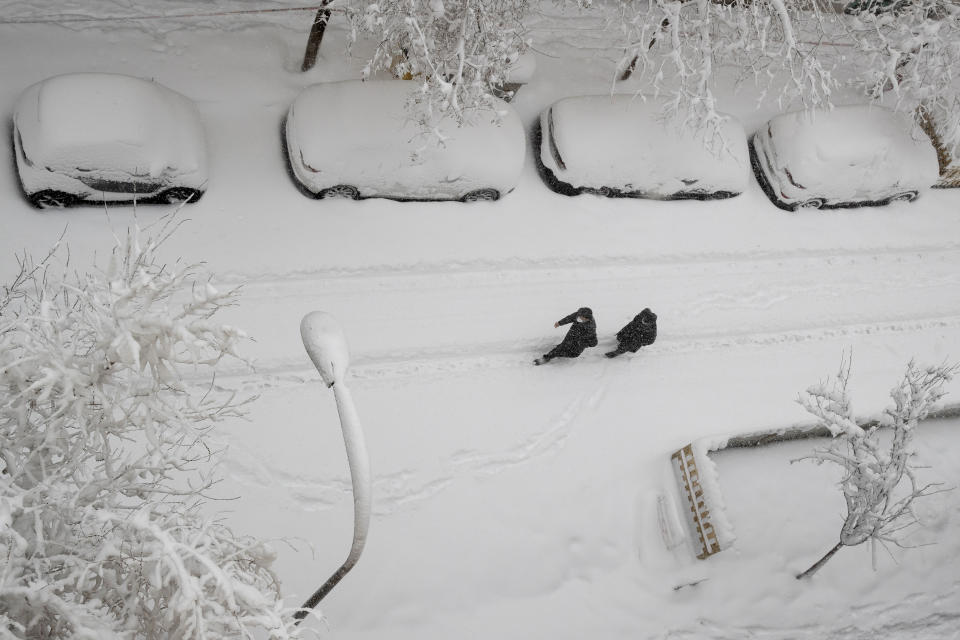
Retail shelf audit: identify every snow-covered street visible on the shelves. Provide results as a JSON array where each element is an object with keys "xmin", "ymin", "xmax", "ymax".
[
  {"xmin": 215, "ymin": 247, "xmax": 960, "ymax": 378},
  {"xmin": 2, "ymin": 3, "xmax": 960, "ymax": 638}
]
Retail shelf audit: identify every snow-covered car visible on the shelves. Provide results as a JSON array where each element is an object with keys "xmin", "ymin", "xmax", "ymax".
[
  {"xmin": 12, "ymin": 73, "xmax": 207, "ymax": 209},
  {"xmin": 750, "ymin": 105, "xmax": 940, "ymax": 211},
  {"xmin": 534, "ymin": 95, "xmax": 750, "ymax": 200},
  {"xmin": 284, "ymin": 80, "xmax": 525, "ymax": 202}
]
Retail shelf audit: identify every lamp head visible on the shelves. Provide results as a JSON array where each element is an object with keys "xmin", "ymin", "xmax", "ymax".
[{"xmin": 300, "ymin": 311, "xmax": 351, "ymax": 387}]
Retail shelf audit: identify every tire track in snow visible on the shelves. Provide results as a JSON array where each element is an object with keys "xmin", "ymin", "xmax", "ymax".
[
  {"xmin": 210, "ymin": 313, "xmax": 960, "ymax": 388},
  {"xmin": 215, "ymin": 243, "xmax": 960, "ymax": 288},
  {"xmin": 208, "ymin": 245, "xmax": 960, "ymax": 385}
]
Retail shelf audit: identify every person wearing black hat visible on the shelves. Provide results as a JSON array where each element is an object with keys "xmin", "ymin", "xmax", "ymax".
[
  {"xmin": 534, "ymin": 307, "xmax": 598, "ymax": 365},
  {"xmin": 605, "ymin": 308, "xmax": 657, "ymax": 358}
]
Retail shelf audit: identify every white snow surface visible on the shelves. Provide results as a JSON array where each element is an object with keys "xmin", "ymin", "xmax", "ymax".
[
  {"xmin": 285, "ymin": 80, "xmax": 525, "ymax": 199},
  {"xmin": 2, "ymin": 4, "xmax": 960, "ymax": 639},
  {"xmin": 541, "ymin": 95, "xmax": 750, "ymax": 196},
  {"xmin": 755, "ymin": 105, "xmax": 940, "ymax": 205},
  {"xmin": 13, "ymin": 72, "xmax": 206, "ymax": 195}
]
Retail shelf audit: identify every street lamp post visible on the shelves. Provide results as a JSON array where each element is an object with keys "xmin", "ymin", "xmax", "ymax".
[{"xmin": 294, "ymin": 311, "xmax": 372, "ymax": 623}]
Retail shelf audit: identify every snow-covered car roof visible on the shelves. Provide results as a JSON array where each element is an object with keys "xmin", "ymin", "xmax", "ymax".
[
  {"xmin": 764, "ymin": 105, "xmax": 938, "ymax": 197},
  {"xmin": 285, "ymin": 80, "xmax": 525, "ymax": 200},
  {"xmin": 14, "ymin": 73, "xmax": 206, "ymax": 180},
  {"xmin": 546, "ymin": 95, "xmax": 750, "ymax": 195}
]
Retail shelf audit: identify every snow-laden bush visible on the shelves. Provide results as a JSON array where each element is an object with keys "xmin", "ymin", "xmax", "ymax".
[
  {"xmin": 0, "ymin": 222, "xmax": 301, "ymax": 639},
  {"xmin": 795, "ymin": 356, "xmax": 957, "ymax": 579}
]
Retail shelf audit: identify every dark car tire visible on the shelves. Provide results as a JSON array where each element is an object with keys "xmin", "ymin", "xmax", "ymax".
[
  {"xmin": 461, "ymin": 188, "xmax": 500, "ymax": 202},
  {"xmin": 887, "ymin": 191, "xmax": 918, "ymax": 204},
  {"xmin": 318, "ymin": 185, "xmax": 360, "ymax": 200},
  {"xmin": 791, "ymin": 197, "xmax": 826, "ymax": 212},
  {"xmin": 29, "ymin": 190, "xmax": 76, "ymax": 209},
  {"xmin": 159, "ymin": 187, "xmax": 203, "ymax": 204}
]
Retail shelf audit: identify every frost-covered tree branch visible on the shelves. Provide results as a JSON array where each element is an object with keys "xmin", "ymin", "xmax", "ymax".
[
  {"xmin": 0, "ymin": 219, "xmax": 301, "ymax": 639},
  {"xmin": 322, "ymin": 0, "xmax": 959, "ymax": 149},
  {"xmin": 611, "ymin": 0, "xmax": 959, "ymax": 151},
  {"xmin": 794, "ymin": 356, "xmax": 958, "ymax": 580},
  {"xmin": 615, "ymin": 0, "xmax": 837, "ymax": 138},
  {"xmin": 351, "ymin": 0, "xmax": 530, "ymax": 126},
  {"xmin": 841, "ymin": 0, "xmax": 960, "ymax": 155}
]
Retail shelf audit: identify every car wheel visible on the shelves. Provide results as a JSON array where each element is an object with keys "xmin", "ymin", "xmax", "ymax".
[
  {"xmin": 29, "ymin": 190, "xmax": 76, "ymax": 209},
  {"xmin": 887, "ymin": 191, "xmax": 918, "ymax": 204},
  {"xmin": 318, "ymin": 185, "xmax": 360, "ymax": 200},
  {"xmin": 160, "ymin": 188, "xmax": 203, "ymax": 204},
  {"xmin": 792, "ymin": 198, "xmax": 826, "ymax": 211},
  {"xmin": 461, "ymin": 188, "xmax": 500, "ymax": 202}
]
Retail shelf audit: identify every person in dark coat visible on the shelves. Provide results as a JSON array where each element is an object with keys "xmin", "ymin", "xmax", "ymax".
[
  {"xmin": 605, "ymin": 308, "xmax": 657, "ymax": 358},
  {"xmin": 535, "ymin": 307, "xmax": 598, "ymax": 365}
]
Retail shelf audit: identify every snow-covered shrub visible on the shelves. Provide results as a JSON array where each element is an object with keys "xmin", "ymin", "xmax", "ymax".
[
  {"xmin": 0, "ymin": 222, "xmax": 301, "ymax": 638},
  {"xmin": 795, "ymin": 356, "xmax": 957, "ymax": 579}
]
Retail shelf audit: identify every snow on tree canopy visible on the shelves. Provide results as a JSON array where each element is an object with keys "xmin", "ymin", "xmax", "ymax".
[
  {"xmin": 756, "ymin": 105, "xmax": 939, "ymax": 205},
  {"xmin": 539, "ymin": 95, "xmax": 750, "ymax": 197},
  {"xmin": 284, "ymin": 80, "xmax": 525, "ymax": 201},
  {"xmin": 13, "ymin": 72, "xmax": 206, "ymax": 181}
]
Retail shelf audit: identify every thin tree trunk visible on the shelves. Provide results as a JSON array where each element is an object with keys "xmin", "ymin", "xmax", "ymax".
[
  {"xmin": 301, "ymin": 4, "xmax": 332, "ymax": 72},
  {"xmin": 618, "ymin": 17, "xmax": 670, "ymax": 81},
  {"xmin": 796, "ymin": 541, "xmax": 844, "ymax": 579}
]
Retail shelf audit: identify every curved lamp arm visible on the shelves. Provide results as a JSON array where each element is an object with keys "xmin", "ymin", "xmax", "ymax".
[{"xmin": 294, "ymin": 312, "xmax": 372, "ymax": 623}]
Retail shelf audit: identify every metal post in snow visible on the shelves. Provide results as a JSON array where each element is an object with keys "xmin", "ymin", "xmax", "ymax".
[{"xmin": 294, "ymin": 311, "xmax": 372, "ymax": 622}]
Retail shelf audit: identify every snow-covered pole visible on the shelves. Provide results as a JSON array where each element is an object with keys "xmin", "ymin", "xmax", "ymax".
[{"xmin": 294, "ymin": 311, "xmax": 372, "ymax": 622}]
